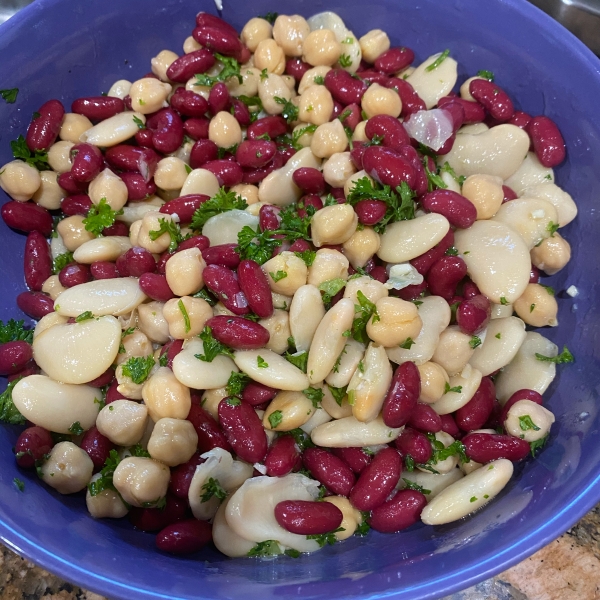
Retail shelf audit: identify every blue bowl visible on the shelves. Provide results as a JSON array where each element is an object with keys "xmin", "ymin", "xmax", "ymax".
[{"xmin": 1, "ymin": 0, "xmax": 599, "ymax": 598}]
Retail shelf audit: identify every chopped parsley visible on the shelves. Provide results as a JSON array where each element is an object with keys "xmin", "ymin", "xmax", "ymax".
[
  {"xmin": 284, "ymin": 350, "xmax": 308, "ymax": 373},
  {"xmin": 88, "ymin": 449, "xmax": 120, "ymax": 496},
  {"xmin": 470, "ymin": 496, "xmax": 477, "ymax": 503},
  {"xmin": 328, "ymin": 385, "xmax": 348, "ymax": 407},
  {"xmin": 402, "ymin": 478, "xmax": 431, "ymax": 495},
  {"xmin": 307, "ymin": 527, "xmax": 345, "ymax": 547},
  {"xmin": 75, "ymin": 311, "xmax": 94, "ymax": 323},
  {"xmin": 226, "ymin": 371, "xmax": 251, "ymax": 397},
  {"xmin": 542, "ymin": 285, "xmax": 555, "ymax": 296},
  {"xmin": 257, "ymin": 356, "xmax": 269, "ymax": 368},
  {"xmin": 68, "ymin": 421, "xmax": 85, "ymax": 436},
  {"xmin": 178, "ymin": 299, "xmax": 191, "ymax": 333},
  {"xmin": 13, "ymin": 478, "xmax": 24, "ymax": 492},
  {"xmin": 148, "ymin": 217, "xmax": 183, "ymax": 253},
  {"xmin": 0, "ymin": 88, "xmax": 18, "ymax": 103},
  {"xmin": 258, "ymin": 12, "xmax": 278, "ymax": 24},
  {"xmin": 200, "ymin": 477, "xmax": 227, "ymax": 502},
  {"xmin": 190, "ymin": 187, "xmax": 247, "ymax": 232},
  {"xmin": 0, "ymin": 319, "xmax": 33, "ymax": 344},
  {"xmin": 129, "ymin": 444, "xmax": 151, "ymax": 458},
  {"xmin": 425, "ymin": 49, "xmax": 450, "ymax": 71},
  {"xmin": 352, "ymin": 290, "xmax": 380, "ymax": 344},
  {"xmin": 469, "ymin": 336, "xmax": 482, "ymax": 349},
  {"xmin": 445, "ymin": 247, "xmax": 459, "ymax": 256},
  {"xmin": 399, "ymin": 338, "xmax": 415, "ymax": 349},
  {"xmin": 425, "ymin": 433, "xmax": 469, "ymax": 468},
  {"xmin": 247, "ymin": 540, "xmax": 282, "ymax": 557},
  {"xmin": 444, "ymin": 382, "xmax": 463, "ymax": 394},
  {"xmin": 269, "ymin": 270, "xmax": 288, "ymax": 283},
  {"xmin": 82, "ymin": 198, "xmax": 123, "ymax": 237},
  {"xmin": 195, "ymin": 326, "xmax": 234, "ymax": 362},
  {"xmin": 535, "ymin": 346, "xmax": 574, "ymax": 364},
  {"xmin": 355, "ymin": 514, "xmax": 371, "ymax": 536},
  {"xmin": 440, "ymin": 162, "xmax": 466, "ymax": 185},
  {"xmin": 294, "ymin": 250, "xmax": 317, "ymax": 267},
  {"xmin": 313, "ymin": 75, "xmax": 325, "ymax": 84},
  {"xmin": 424, "ymin": 162, "xmax": 448, "ymax": 192},
  {"xmin": 195, "ymin": 53, "xmax": 242, "ymax": 87},
  {"xmin": 274, "ymin": 96, "xmax": 298, "ymax": 123},
  {"xmin": 10, "ymin": 134, "xmax": 49, "ymax": 170},
  {"xmin": 268, "ymin": 410, "xmax": 283, "ymax": 429},
  {"xmin": 547, "ymin": 221, "xmax": 559, "ymax": 236},
  {"xmin": 302, "ymin": 387, "xmax": 324, "ymax": 408},
  {"xmin": 476, "ymin": 70, "xmax": 495, "ymax": 81},
  {"xmin": 318, "ymin": 278, "xmax": 347, "ymax": 305},
  {"xmin": 52, "ymin": 251, "xmax": 74, "ymax": 274},
  {"xmin": 530, "ymin": 434, "xmax": 549, "ymax": 457},
  {"xmin": 0, "ymin": 378, "xmax": 26, "ymax": 425},
  {"xmin": 121, "ymin": 355, "xmax": 155, "ymax": 384},
  {"xmin": 495, "ymin": 333, "xmax": 502, "ymax": 339},
  {"xmin": 338, "ymin": 54, "xmax": 352, "ymax": 68},
  {"xmin": 132, "ymin": 115, "xmax": 145, "ymax": 129},
  {"xmin": 291, "ymin": 124, "xmax": 318, "ymax": 149},
  {"xmin": 519, "ymin": 415, "xmax": 541, "ymax": 432}
]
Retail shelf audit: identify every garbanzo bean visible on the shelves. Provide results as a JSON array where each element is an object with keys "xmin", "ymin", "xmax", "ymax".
[
  {"xmin": 302, "ymin": 29, "xmax": 342, "ymax": 67},
  {"xmin": 513, "ymin": 283, "xmax": 558, "ymax": 327},
  {"xmin": 359, "ymin": 29, "xmax": 390, "ymax": 63},
  {"xmin": 253, "ymin": 39, "xmax": 286, "ymax": 74},
  {"xmin": 298, "ymin": 84, "xmax": 334, "ymax": 126},
  {"xmin": 272, "ymin": 15, "xmax": 310, "ymax": 57},
  {"xmin": 241, "ymin": 17, "xmax": 273, "ymax": 52}
]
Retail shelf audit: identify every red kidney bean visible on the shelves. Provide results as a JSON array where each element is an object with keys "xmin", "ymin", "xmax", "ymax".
[
  {"xmin": 369, "ymin": 489, "xmax": 427, "ymax": 533},
  {"xmin": 58, "ymin": 263, "xmax": 92, "ymax": 287},
  {"xmin": 203, "ymin": 159, "xmax": 243, "ymax": 187},
  {"xmin": 292, "ymin": 167, "xmax": 326, "ymax": 195},
  {"xmin": 8, "ymin": 361, "xmax": 39, "ymax": 382},
  {"xmin": 193, "ymin": 26, "xmax": 242, "ymax": 57},
  {"xmin": 135, "ymin": 128, "xmax": 154, "ymax": 148},
  {"xmin": 170, "ymin": 88, "xmax": 209, "ymax": 118},
  {"xmin": 358, "ymin": 70, "xmax": 390, "ymax": 85},
  {"xmin": 289, "ymin": 239, "xmax": 312, "ymax": 253},
  {"xmin": 427, "ymin": 256, "xmax": 468, "ymax": 301},
  {"xmin": 407, "ymin": 403, "xmax": 442, "ymax": 433},
  {"xmin": 187, "ymin": 403, "xmax": 232, "ymax": 453},
  {"xmin": 265, "ymin": 434, "xmax": 301, "ymax": 477},
  {"xmin": 469, "ymin": 79, "xmax": 514, "ymax": 122},
  {"xmin": 131, "ymin": 495, "xmax": 187, "ymax": 532},
  {"xmin": 90, "ymin": 261, "xmax": 119, "ymax": 280},
  {"xmin": 71, "ymin": 96, "xmax": 124, "ymax": 121},
  {"xmin": 241, "ymin": 381, "xmax": 277, "ymax": 406},
  {"xmin": 408, "ymin": 230, "xmax": 454, "ymax": 277},
  {"xmin": 463, "ymin": 433, "xmax": 531, "ymax": 463},
  {"xmin": 61, "ymin": 194, "xmax": 92, "ymax": 216},
  {"xmin": 275, "ymin": 500, "xmax": 343, "ymax": 535},
  {"xmin": 438, "ymin": 95, "xmax": 486, "ymax": 124},
  {"xmin": 196, "ymin": 12, "xmax": 239, "ymax": 36},
  {"xmin": 456, "ymin": 294, "xmax": 491, "ymax": 335},
  {"xmin": 440, "ymin": 413, "xmax": 461, "ymax": 438},
  {"xmin": 70, "ymin": 143, "xmax": 104, "ymax": 183},
  {"xmin": 529, "ymin": 266, "xmax": 540, "ymax": 284},
  {"xmin": 382, "ymin": 361, "xmax": 421, "ymax": 428},
  {"xmin": 160, "ymin": 194, "xmax": 209, "ymax": 223},
  {"xmin": 385, "ymin": 78, "xmax": 426, "ymax": 118},
  {"xmin": 183, "ymin": 117, "xmax": 210, "ymax": 140},
  {"xmin": 365, "ymin": 114, "xmax": 410, "ymax": 151},
  {"xmin": 105, "ymin": 379, "xmax": 127, "ymax": 404},
  {"xmin": 87, "ymin": 367, "xmax": 115, "ymax": 388},
  {"xmin": 235, "ymin": 140, "xmax": 277, "ymax": 169},
  {"xmin": 157, "ymin": 339, "xmax": 184, "ymax": 371},
  {"xmin": 509, "ymin": 110, "xmax": 532, "ymax": 130},
  {"xmin": 116, "ymin": 247, "xmax": 156, "ymax": 277},
  {"xmin": 24, "ymin": 231, "xmax": 52, "ymax": 292},
  {"xmin": 169, "ymin": 452, "xmax": 204, "ymax": 499},
  {"xmin": 123, "ymin": 95, "xmax": 132, "ymax": 110},
  {"xmin": 241, "ymin": 152, "xmax": 284, "ymax": 184},
  {"xmin": 324, "ymin": 69, "xmax": 368, "ymax": 105},
  {"xmin": 197, "ymin": 244, "xmax": 236, "ymax": 270},
  {"xmin": 499, "ymin": 389, "xmax": 544, "ymax": 424},
  {"xmin": 331, "ymin": 447, "xmax": 373, "ymax": 474},
  {"xmin": 297, "ymin": 195, "xmax": 323, "ymax": 218},
  {"xmin": 339, "ymin": 103, "xmax": 361, "ymax": 132},
  {"xmin": 362, "ymin": 146, "xmax": 416, "ymax": 189},
  {"xmin": 218, "ymin": 397, "xmax": 268, "ymax": 464},
  {"xmin": 102, "ymin": 220, "xmax": 129, "ymax": 237},
  {"xmin": 462, "ymin": 280, "xmax": 480, "ymax": 299},
  {"xmin": 375, "ymin": 46, "xmax": 415, "ymax": 74},
  {"xmin": 2, "ymin": 201, "xmax": 53, "ymax": 236},
  {"xmin": 104, "ymin": 145, "xmax": 160, "ymax": 181},
  {"xmin": 349, "ymin": 142, "xmax": 368, "ymax": 170},
  {"xmin": 26, "ymin": 99, "xmax": 64, "ymax": 151},
  {"xmin": 247, "ymin": 116, "xmax": 288, "ymax": 140},
  {"xmin": 441, "ymin": 101, "xmax": 466, "ymax": 134},
  {"xmin": 394, "ymin": 281, "xmax": 428, "ymax": 301},
  {"xmin": 259, "ymin": 204, "xmax": 281, "ymax": 232},
  {"xmin": 138, "ymin": 273, "xmax": 176, "ymax": 302},
  {"xmin": 166, "ymin": 48, "xmax": 216, "ymax": 83},
  {"xmin": 455, "ymin": 377, "xmax": 496, "ymax": 432},
  {"xmin": 119, "ymin": 172, "xmax": 156, "ymax": 200},
  {"xmin": 302, "ymin": 447, "xmax": 356, "ymax": 497},
  {"xmin": 527, "ymin": 115, "xmax": 566, "ymax": 168},
  {"xmin": 14, "ymin": 426, "xmax": 53, "ymax": 469},
  {"xmin": 146, "ymin": 108, "xmax": 184, "ymax": 154},
  {"xmin": 352, "ymin": 200, "xmax": 387, "ymax": 226},
  {"xmin": 156, "ymin": 251, "xmax": 173, "ymax": 275},
  {"xmin": 394, "ymin": 427, "xmax": 433, "ymax": 464},
  {"xmin": 16, "ymin": 291, "xmax": 54, "ymax": 320},
  {"xmin": 285, "ymin": 57, "xmax": 311, "ymax": 81},
  {"xmin": 0, "ymin": 341, "xmax": 33, "ymax": 376},
  {"xmin": 208, "ymin": 82, "xmax": 230, "ymax": 115},
  {"xmin": 203, "ymin": 264, "xmax": 249, "ymax": 315},
  {"xmin": 349, "ymin": 447, "xmax": 402, "ymax": 511},
  {"xmin": 156, "ymin": 519, "xmax": 212, "ymax": 555},
  {"xmin": 501, "ymin": 185, "xmax": 518, "ymax": 204},
  {"xmin": 364, "ymin": 265, "xmax": 385, "ymax": 285},
  {"xmin": 421, "ymin": 189, "xmax": 477, "ymax": 229},
  {"xmin": 205, "ymin": 315, "xmax": 270, "ymax": 350},
  {"xmin": 57, "ymin": 171, "xmax": 89, "ymax": 194},
  {"xmin": 237, "ymin": 259, "xmax": 274, "ymax": 318},
  {"xmin": 80, "ymin": 426, "xmax": 115, "ymax": 472},
  {"xmin": 228, "ymin": 98, "xmax": 251, "ymax": 127}
]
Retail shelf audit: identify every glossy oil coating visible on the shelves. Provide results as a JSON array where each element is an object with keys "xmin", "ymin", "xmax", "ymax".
[{"xmin": 0, "ymin": 0, "xmax": 599, "ymax": 599}]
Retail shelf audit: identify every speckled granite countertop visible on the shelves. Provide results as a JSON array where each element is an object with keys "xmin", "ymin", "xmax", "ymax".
[{"xmin": 1, "ymin": 505, "xmax": 598, "ymax": 600}]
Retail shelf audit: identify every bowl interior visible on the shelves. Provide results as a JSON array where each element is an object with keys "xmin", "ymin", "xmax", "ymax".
[{"xmin": 1, "ymin": 0, "xmax": 600, "ymax": 599}]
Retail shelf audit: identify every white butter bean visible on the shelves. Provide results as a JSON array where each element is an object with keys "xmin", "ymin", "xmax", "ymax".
[
  {"xmin": 406, "ymin": 53, "xmax": 458, "ymax": 109},
  {"xmin": 72, "ymin": 236, "xmax": 132, "ymax": 264},
  {"xmin": 431, "ymin": 363, "xmax": 483, "ymax": 415},
  {"xmin": 202, "ymin": 209, "xmax": 260, "ymax": 246},
  {"xmin": 519, "ymin": 182, "xmax": 577, "ymax": 227},
  {"xmin": 80, "ymin": 112, "xmax": 147, "ymax": 146},
  {"xmin": 325, "ymin": 338, "xmax": 365, "ymax": 389},
  {"xmin": 288, "ymin": 284, "xmax": 325, "ymax": 353},
  {"xmin": 504, "ymin": 152, "xmax": 554, "ymax": 196},
  {"xmin": 234, "ymin": 349, "xmax": 309, "ymax": 391},
  {"xmin": 310, "ymin": 414, "xmax": 401, "ymax": 447},
  {"xmin": 431, "ymin": 325, "xmax": 475, "ymax": 376}
]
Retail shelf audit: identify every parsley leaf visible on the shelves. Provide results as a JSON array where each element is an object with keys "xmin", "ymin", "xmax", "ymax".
[
  {"xmin": 195, "ymin": 53, "xmax": 242, "ymax": 87},
  {"xmin": 149, "ymin": 218, "xmax": 183, "ymax": 252},
  {"xmin": 268, "ymin": 410, "xmax": 283, "ymax": 429},
  {"xmin": 425, "ymin": 49, "xmax": 450, "ymax": 71},
  {"xmin": 82, "ymin": 198, "xmax": 123, "ymax": 237},
  {"xmin": 444, "ymin": 382, "xmax": 463, "ymax": 394},
  {"xmin": 129, "ymin": 444, "xmax": 151, "ymax": 458},
  {"xmin": 547, "ymin": 221, "xmax": 559, "ymax": 236},
  {"xmin": 1, "ymin": 88, "xmax": 18, "ymax": 103},
  {"xmin": 200, "ymin": 477, "xmax": 227, "ymax": 502},
  {"xmin": 88, "ymin": 449, "xmax": 120, "ymax": 496},
  {"xmin": 0, "ymin": 319, "xmax": 33, "ymax": 344},
  {"xmin": 313, "ymin": 75, "xmax": 325, "ymax": 85},
  {"xmin": 535, "ymin": 346, "xmax": 574, "ymax": 364},
  {"xmin": 247, "ymin": 540, "xmax": 282, "ymax": 557},
  {"xmin": 258, "ymin": 12, "xmax": 278, "ymax": 24},
  {"xmin": 399, "ymin": 337, "xmax": 415, "ymax": 349},
  {"xmin": 476, "ymin": 70, "xmax": 495, "ymax": 81},
  {"xmin": 68, "ymin": 421, "xmax": 84, "ymax": 436},
  {"xmin": 424, "ymin": 162, "xmax": 448, "ymax": 192},
  {"xmin": 307, "ymin": 527, "xmax": 345, "ymax": 547},
  {"xmin": 190, "ymin": 187, "xmax": 247, "ymax": 232},
  {"xmin": 178, "ymin": 299, "xmax": 191, "ymax": 333},
  {"xmin": 284, "ymin": 350, "xmax": 308, "ymax": 373},
  {"xmin": 440, "ymin": 162, "xmax": 466, "ymax": 185},
  {"xmin": 226, "ymin": 371, "xmax": 251, "ymax": 397},
  {"xmin": 0, "ymin": 379, "xmax": 26, "ymax": 425},
  {"xmin": 287, "ymin": 427, "xmax": 314, "ymax": 451},
  {"xmin": 425, "ymin": 433, "xmax": 469, "ymax": 466},
  {"xmin": 195, "ymin": 326, "xmax": 234, "ymax": 362},
  {"xmin": 519, "ymin": 415, "xmax": 541, "ymax": 432},
  {"xmin": 75, "ymin": 311, "xmax": 94, "ymax": 323},
  {"xmin": 327, "ymin": 385, "xmax": 347, "ymax": 406},
  {"xmin": 121, "ymin": 355, "xmax": 155, "ymax": 384},
  {"xmin": 257, "ymin": 356, "xmax": 269, "ymax": 368},
  {"xmin": 352, "ymin": 290, "xmax": 379, "ymax": 344},
  {"xmin": 269, "ymin": 270, "xmax": 288, "ymax": 283},
  {"xmin": 291, "ymin": 124, "xmax": 318, "ymax": 149},
  {"xmin": 274, "ymin": 96, "xmax": 298, "ymax": 123},
  {"xmin": 294, "ymin": 250, "xmax": 317, "ymax": 267},
  {"xmin": 469, "ymin": 336, "xmax": 482, "ymax": 349},
  {"xmin": 302, "ymin": 387, "xmax": 324, "ymax": 408},
  {"xmin": 355, "ymin": 515, "xmax": 371, "ymax": 536},
  {"xmin": 530, "ymin": 434, "xmax": 549, "ymax": 458},
  {"xmin": 402, "ymin": 478, "xmax": 431, "ymax": 494},
  {"xmin": 318, "ymin": 278, "xmax": 347, "ymax": 305},
  {"xmin": 338, "ymin": 54, "xmax": 352, "ymax": 68},
  {"xmin": 52, "ymin": 251, "xmax": 74, "ymax": 274},
  {"xmin": 500, "ymin": 296, "xmax": 509, "ymax": 305},
  {"xmin": 132, "ymin": 115, "xmax": 145, "ymax": 129},
  {"xmin": 13, "ymin": 478, "xmax": 24, "ymax": 492},
  {"xmin": 236, "ymin": 225, "xmax": 282, "ymax": 265},
  {"xmin": 10, "ymin": 134, "xmax": 49, "ymax": 170}
]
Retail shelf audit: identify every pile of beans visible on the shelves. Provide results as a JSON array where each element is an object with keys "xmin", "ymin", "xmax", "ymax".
[{"xmin": 0, "ymin": 9, "xmax": 576, "ymax": 557}]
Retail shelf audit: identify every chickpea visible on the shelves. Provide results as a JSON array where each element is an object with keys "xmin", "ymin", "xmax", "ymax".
[
  {"xmin": 298, "ymin": 85, "xmax": 334, "ymax": 126},
  {"xmin": 342, "ymin": 227, "xmax": 381, "ymax": 268},
  {"xmin": 241, "ymin": 17, "xmax": 273, "ymax": 52},
  {"xmin": 56, "ymin": 215, "xmax": 95, "ymax": 251},
  {"xmin": 137, "ymin": 211, "xmax": 176, "ymax": 254},
  {"xmin": 530, "ymin": 232, "xmax": 571, "ymax": 275},
  {"xmin": 323, "ymin": 496, "xmax": 363, "ymax": 540},
  {"xmin": 154, "ymin": 156, "xmax": 188, "ymax": 191},
  {"xmin": 302, "ymin": 29, "xmax": 342, "ymax": 67},
  {"xmin": 263, "ymin": 390, "xmax": 315, "ymax": 431},
  {"xmin": 261, "ymin": 251, "xmax": 308, "ymax": 295},
  {"xmin": 323, "ymin": 151, "xmax": 356, "ymax": 188},
  {"xmin": 291, "ymin": 122, "xmax": 317, "ymax": 148},
  {"xmin": 151, "ymin": 49, "xmax": 178, "ymax": 81},
  {"xmin": 163, "ymin": 296, "xmax": 213, "ymax": 339},
  {"xmin": 147, "ymin": 418, "xmax": 198, "ymax": 467},
  {"xmin": 272, "ymin": 292, "xmax": 293, "ymax": 311},
  {"xmin": 253, "ymin": 39, "xmax": 286, "ymax": 75},
  {"xmin": 115, "ymin": 329, "xmax": 153, "ymax": 368},
  {"xmin": 359, "ymin": 29, "xmax": 390, "ymax": 63},
  {"xmin": 504, "ymin": 399, "xmax": 555, "ymax": 442},
  {"xmin": 307, "ymin": 249, "xmax": 349, "ymax": 287},
  {"xmin": 142, "ymin": 366, "xmax": 192, "ymax": 421},
  {"xmin": 260, "ymin": 309, "xmax": 291, "ymax": 354},
  {"xmin": 183, "ymin": 35, "xmax": 202, "ymax": 54},
  {"xmin": 96, "ymin": 400, "xmax": 149, "ymax": 446},
  {"xmin": 431, "ymin": 325, "xmax": 475, "ymax": 376},
  {"xmin": 227, "ymin": 67, "xmax": 260, "ymax": 98},
  {"xmin": 41, "ymin": 441, "xmax": 94, "ymax": 495},
  {"xmin": 165, "ymin": 248, "xmax": 206, "ymax": 296},
  {"xmin": 86, "ymin": 477, "xmax": 129, "ymax": 519},
  {"xmin": 112, "ymin": 456, "xmax": 170, "ymax": 507},
  {"xmin": 32, "ymin": 170, "xmax": 64, "ymax": 210},
  {"xmin": 513, "ymin": 283, "xmax": 558, "ymax": 327},
  {"xmin": 59, "ymin": 113, "xmax": 93, "ymax": 143},
  {"xmin": 47, "ymin": 140, "xmax": 74, "ymax": 173},
  {"xmin": 310, "ymin": 119, "xmax": 348, "ymax": 158},
  {"xmin": 137, "ymin": 301, "xmax": 170, "ymax": 344},
  {"xmin": 417, "ymin": 361, "xmax": 450, "ymax": 404},
  {"xmin": 273, "ymin": 15, "xmax": 310, "ymax": 57},
  {"xmin": 366, "ymin": 296, "xmax": 423, "ymax": 347},
  {"xmin": 88, "ymin": 168, "xmax": 128, "ymax": 211},
  {"xmin": 0, "ymin": 160, "xmax": 41, "ymax": 202},
  {"xmin": 231, "ymin": 183, "xmax": 259, "ymax": 205},
  {"xmin": 310, "ymin": 204, "xmax": 358, "ymax": 247},
  {"xmin": 461, "ymin": 174, "xmax": 504, "ymax": 219},
  {"xmin": 201, "ymin": 387, "xmax": 228, "ymax": 421},
  {"xmin": 298, "ymin": 66, "xmax": 331, "ymax": 94},
  {"xmin": 258, "ymin": 73, "xmax": 293, "ymax": 116},
  {"xmin": 129, "ymin": 77, "xmax": 172, "ymax": 114},
  {"xmin": 208, "ymin": 111, "xmax": 243, "ymax": 148},
  {"xmin": 361, "ymin": 83, "xmax": 402, "ymax": 118},
  {"xmin": 343, "ymin": 276, "xmax": 388, "ymax": 305},
  {"xmin": 352, "ymin": 121, "xmax": 369, "ymax": 142}
]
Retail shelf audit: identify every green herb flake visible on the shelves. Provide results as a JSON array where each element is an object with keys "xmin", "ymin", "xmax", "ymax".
[
  {"xmin": 470, "ymin": 496, "xmax": 478, "ymax": 503},
  {"xmin": 402, "ymin": 478, "xmax": 431, "ymax": 494},
  {"xmin": 535, "ymin": 346, "xmax": 574, "ymax": 364},
  {"xmin": 285, "ymin": 548, "xmax": 301, "ymax": 558},
  {"xmin": 75, "ymin": 311, "xmax": 94, "ymax": 323},
  {"xmin": 307, "ymin": 527, "xmax": 345, "ymax": 547},
  {"xmin": 284, "ymin": 350, "xmax": 308, "ymax": 373},
  {"xmin": 424, "ymin": 162, "xmax": 448, "ymax": 192},
  {"xmin": 542, "ymin": 285, "xmax": 555, "ymax": 296},
  {"xmin": 177, "ymin": 299, "xmax": 191, "ymax": 333},
  {"xmin": 313, "ymin": 75, "xmax": 325, "ymax": 85},
  {"xmin": 355, "ymin": 516, "xmax": 371, "ymax": 536},
  {"xmin": 293, "ymin": 250, "xmax": 317, "ymax": 267},
  {"xmin": 196, "ymin": 53, "xmax": 242, "ymax": 87},
  {"xmin": 132, "ymin": 115, "xmax": 145, "ymax": 129},
  {"xmin": 444, "ymin": 382, "xmax": 463, "ymax": 394},
  {"xmin": 351, "ymin": 290, "xmax": 380, "ymax": 344},
  {"xmin": 0, "ymin": 319, "xmax": 34, "ymax": 344},
  {"xmin": 10, "ymin": 134, "xmax": 49, "ymax": 170},
  {"xmin": 1, "ymin": 88, "xmax": 18, "ymax": 103},
  {"xmin": 52, "ymin": 251, "xmax": 74, "ymax": 275},
  {"xmin": 121, "ymin": 355, "xmax": 155, "ymax": 384},
  {"xmin": 258, "ymin": 12, "xmax": 278, "ymax": 24},
  {"xmin": 318, "ymin": 278, "xmax": 347, "ymax": 305},
  {"xmin": 476, "ymin": 70, "xmax": 495, "ymax": 81},
  {"xmin": 327, "ymin": 385, "xmax": 348, "ymax": 407},
  {"xmin": 445, "ymin": 247, "xmax": 459, "ymax": 256},
  {"xmin": 129, "ymin": 444, "xmax": 151, "ymax": 458},
  {"xmin": 440, "ymin": 162, "xmax": 466, "ymax": 185},
  {"xmin": 13, "ymin": 478, "xmax": 24, "ymax": 492},
  {"xmin": 88, "ymin": 449, "xmax": 121, "ymax": 497},
  {"xmin": 200, "ymin": 477, "xmax": 227, "ymax": 503},
  {"xmin": 469, "ymin": 336, "xmax": 482, "ymax": 349},
  {"xmin": 0, "ymin": 378, "xmax": 26, "ymax": 425},
  {"xmin": 530, "ymin": 434, "xmax": 549, "ymax": 457},
  {"xmin": 68, "ymin": 421, "xmax": 84, "ymax": 436},
  {"xmin": 190, "ymin": 187, "xmax": 247, "ymax": 232},
  {"xmin": 273, "ymin": 96, "xmax": 299, "ymax": 124},
  {"xmin": 547, "ymin": 221, "xmax": 559, "ymax": 236},
  {"xmin": 291, "ymin": 124, "xmax": 318, "ymax": 149},
  {"xmin": 226, "ymin": 371, "xmax": 251, "ymax": 397},
  {"xmin": 302, "ymin": 387, "xmax": 324, "ymax": 408},
  {"xmin": 338, "ymin": 54, "xmax": 352, "ymax": 68},
  {"xmin": 247, "ymin": 539, "xmax": 282, "ymax": 557},
  {"xmin": 495, "ymin": 333, "xmax": 501, "ymax": 339},
  {"xmin": 500, "ymin": 296, "xmax": 509, "ymax": 305},
  {"xmin": 425, "ymin": 49, "xmax": 450, "ymax": 71},
  {"xmin": 519, "ymin": 415, "xmax": 541, "ymax": 432},
  {"xmin": 404, "ymin": 455, "xmax": 416, "ymax": 471},
  {"xmin": 195, "ymin": 326, "xmax": 234, "ymax": 362},
  {"xmin": 530, "ymin": 303, "xmax": 536, "ymax": 313},
  {"xmin": 269, "ymin": 270, "xmax": 288, "ymax": 283},
  {"xmin": 83, "ymin": 198, "xmax": 123, "ymax": 237},
  {"xmin": 257, "ymin": 356, "xmax": 269, "ymax": 369},
  {"xmin": 226, "ymin": 396, "xmax": 242, "ymax": 407},
  {"xmin": 399, "ymin": 337, "xmax": 415, "ymax": 349},
  {"xmin": 268, "ymin": 410, "xmax": 283, "ymax": 429},
  {"xmin": 148, "ymin": 217, "xmax": 183, "ymax": 253}
]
